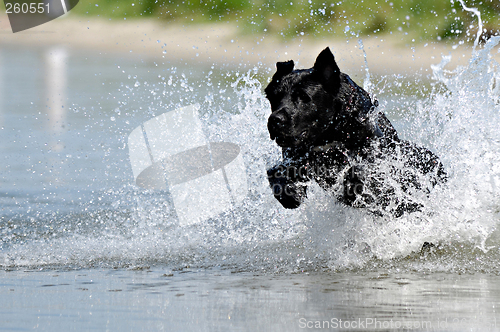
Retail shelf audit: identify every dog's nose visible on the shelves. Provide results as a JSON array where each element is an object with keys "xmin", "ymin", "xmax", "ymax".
[{"xmin": 268, "ymin": 111, "xmax": 288, "ymax": 139}]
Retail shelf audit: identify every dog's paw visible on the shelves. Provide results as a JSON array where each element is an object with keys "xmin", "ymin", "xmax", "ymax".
[
  {"xmin": 342, "ymin": 166, "xmax": 365, "ymax": 204},
  {"xmin": 274, "ymin": 183, "xmax": 306, "ymax": 209},
  {"xmin": 267, "ymin": 172, "xmax": 306, "ymax": 208},
  {"xmin": 267, "ymin": 165, "xmax": 308, "ymax": 209}
]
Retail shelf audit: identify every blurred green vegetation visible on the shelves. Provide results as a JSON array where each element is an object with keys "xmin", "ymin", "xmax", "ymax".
[{"xmin": 73, "ymin": 0, "xmax": 500, "ymax": 43}]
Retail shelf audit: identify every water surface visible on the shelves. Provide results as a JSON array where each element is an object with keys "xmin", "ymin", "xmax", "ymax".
[{"xmin": 2, "ymin": 39, "xmax": 500, "ymax": 330}]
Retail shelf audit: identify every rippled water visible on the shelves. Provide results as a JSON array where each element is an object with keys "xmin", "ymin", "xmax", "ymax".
[
  {"xmin": 2, "ymin": 36, "xmax": 500, "ymax": 330},
  {"xmin": 1, "ymin": 268, "xmax": 499, "ymax": 331}
]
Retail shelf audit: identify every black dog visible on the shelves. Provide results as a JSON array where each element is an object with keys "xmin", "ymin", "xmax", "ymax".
[{"xmin": 266, "ymin": 47, "xmax": 446, "ymax": 216}]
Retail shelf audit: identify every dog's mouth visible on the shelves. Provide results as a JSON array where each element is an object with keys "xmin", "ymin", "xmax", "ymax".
[
  {"xmin": 274, "ymin": 136, "xmax": 290, "ymax": 147},
  {"xmin": 273, "ymin": 130, "xmax": 309, "ymax": 147}
]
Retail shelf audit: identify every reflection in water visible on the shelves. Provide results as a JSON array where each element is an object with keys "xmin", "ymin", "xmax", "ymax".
[
  {"xmin": 43, "ymin": 46, "xmax": 68, "ymax": 188},
  {"xmin": 0, "ymin": 51, "xmax": 3, "ymax": 129},
  {"xmin": 44, "ymin": 46, "xmax": 67, "ymax": 143},
  {"xmin": 0, "ymin": 269, "xmax": 499, "ymax": 331}
]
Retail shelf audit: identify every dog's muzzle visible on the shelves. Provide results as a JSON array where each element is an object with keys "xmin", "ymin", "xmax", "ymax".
[{"xmin": 268, "ymin": 111, "xmax": 288, "ymax": 140}]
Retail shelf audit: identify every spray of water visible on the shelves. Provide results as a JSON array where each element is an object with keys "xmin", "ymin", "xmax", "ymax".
[
  {"xmin": 3, "ymin": 5, "xmax": 500, "ymax": 273},
  {"xmin": 456, "ymin": 0, "xmax": 483, "ymax": 50}
]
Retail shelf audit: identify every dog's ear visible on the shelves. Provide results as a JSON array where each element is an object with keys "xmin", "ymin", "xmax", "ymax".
[
  {"xmin": 273, "ymin": 60, "xmax": 294, "ymax": 80},
  {"xmin": 313, "ymin": 47, "xmax": 341, "ymax": 91},
  {"xmin": 265, "ymin": 60, "xmax": 294, "ymax": 99}
]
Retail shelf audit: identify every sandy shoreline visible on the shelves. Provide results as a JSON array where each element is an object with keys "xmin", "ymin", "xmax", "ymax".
[{"xmin": 0, "ymin": 13, "xmax": 493, "ymax": 77}]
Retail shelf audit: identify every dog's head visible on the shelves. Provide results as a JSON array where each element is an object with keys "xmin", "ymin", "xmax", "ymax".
[{"xmin": 265, "ymin": 47, "xmax": 379, "ymax": 149}]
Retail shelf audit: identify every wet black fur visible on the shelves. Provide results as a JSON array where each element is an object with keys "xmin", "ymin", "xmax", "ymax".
[{"xmin": 266, "ymin": 47, "xmax": 446, "ymax": 216}]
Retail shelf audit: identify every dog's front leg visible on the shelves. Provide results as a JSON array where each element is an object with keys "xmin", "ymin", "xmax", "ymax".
[{"xmin": 267, "ymin": 164, "xmax": 308, "ymax": 209}]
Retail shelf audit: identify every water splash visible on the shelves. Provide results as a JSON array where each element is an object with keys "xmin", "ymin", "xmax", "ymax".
[
  {"xmin": 456, "ymin": 0, "xmax": 483, "ymax": 50},
  {"xmin": 3, "ymin": 35, "xmax": 500, "ymax": 274}
]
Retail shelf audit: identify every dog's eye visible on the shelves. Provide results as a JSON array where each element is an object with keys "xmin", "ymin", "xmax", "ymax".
[{"xmin": 294, "ymin": 90, "xmax": 311, "ymax": 103}]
